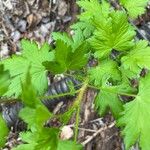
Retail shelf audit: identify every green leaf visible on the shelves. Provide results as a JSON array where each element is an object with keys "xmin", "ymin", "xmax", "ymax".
[
  {"xmin": 14, "ymin": 130, "xmax": 38, "ymax": 150},
  {"xmin": 67, "ymin": 43, "xmax": 88, "ymax": 70},
  {"xmin": 73, "ymin": 0, "xmax": 110, "ymax": 43},
  {"xmin": 12, "ymin": 132, "xmax": 36, "ymax": 150},
  {"xmin": 35, "ymin": 128, "xmax": 59, "ymax": 150},
  {"xmin": 57, "ymin": 140, "xmax": 83, "ymax": 150},
  {"xmin": 15, "ymin": 73, "xmax": 54, "ymax": 149},
  {"xmin": 20, "ymin": 72, "xmax": 52, "ymax": 129},
  {"xmin": 88, "ymin": 60, "xmax": 121, "ymax": 86},
  {"xmin": 77, "ymin": 0, "xmax": 110, "ymax": 21},
  {"xmin": 0, "ymin": 64, "xmax": 9, "ymax": 96},
  {"xmin": 43, "ymin": 61, "xmax": 66, "ymax": 74},
  {"xmin": 19, "ymin": 131, "xmax": 37, "ymax": 144},
  {"xmin": 19, "ymin": 105, "xmax": 51, "ymax": 130},
  {"xmin": 2, "ymin": 39, "xmax": 54, "ymax": 97},
  {"xmin": 43, "ymin": 40, "xmax": 88, "ymax": 74},
  {"xmin": 15, "ymin": 128, "xmax": 56, "ymax": 150},
  {"xmin": 71, "ymin": 22, "xmax": 95, "ymax": 39},
  {"xmin": 72, "ymin": 29, "xmax": 85, "ymax": 50},
  {"xmin": 44, "ymin": 40, "xmax": 71, "ymax": 73},
  {"xmin": 121, "ymin": 40, "xmax": 150, "ymax": 78},
  {"xmin": 14, "ymin": 128, "xmax": 82, "ymax": 150},
  {"xmin": 95, "ymin": 87, "xmax": 123, "ymax": 119},
  {"xmin": 12, "ymin": 144, "xmax": 36, "ymax": 150},
  {"xmin": 55, "ymin": 40, "xmax": 72, "ymax": 70},
  {"xmin": 52, "ymin": 32, "xmax": 73, "ymax": 47},
  {"xmin": 118, "ymin": 73, "xmax": 150, "ymax": 150},
  {"xmin": 90, "ymin": 11, "xmax": 136, "ymax": 59},
  {"xmin": 119, "ymin": 0, "xmax": 149, "ymax": 19},
  {"xmin": 21, "ymin": 71, "xmax": 39, "ymax": 107},
  {"xmin": 89, "ymin": 60, "xmax": 136, "ymax": 118},
  {"xmin": 95, "ymin": 75, "xmax": 134, "ymax": 119},
  {"xmin": 15, "ymin": 73, "xmax": 81, "ymax": 150},
  {"xmin": 0, "ymin": 113, "xmax": 9, "ymax": 148},
  {"xmin": 52, "ymin": 29, "xmax": 84, "ymax": 51}
]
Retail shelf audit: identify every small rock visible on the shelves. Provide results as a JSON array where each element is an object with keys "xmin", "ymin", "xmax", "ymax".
[
  {"xmin": 48, "ymin": 21, "xmax": 56, "ymax": 32},
  {"xmin": 17, "ymin": 20, "xmax": 27, "ymax": 32},
  {"xmin": 42, "ymin": 17, "xmax": 50, "ymax": 24},
  {"xmin": 45, "ymin": 22, "xmax": 53, "ymax": 29},
  {"xmin": 27, "ymin": 32, "xmax": 33, "ymax": 38},
  {"xmin": 41, "ymin": 12, "xmax": 49, "ymax": 17},
  {"xmin": 34, "ymin": 30, "xmax": 41, "ymax": 38},
  {"xmin": 27, "ymin": 0, "xmax": 36, "ymax": 6},
  {"xmin": 27, "ymin": 14, "xmax": 37, "ymax": 28},
  {"xmin": 11, "ymin": 30, "xmax": 21, "ymax": 42},
  {"xmin": 3, "ymin": 0, "xmax": 13, "ymax": 10},
  {"xmin": 140, "ymin": 29, "xmax": 146, "ymax": 36},
  {"xmin": 0, "ymin": 44, "xmax": 9, "ymax": 58},
  {"xmin": 53, "ymin": 0, "xmax": 57, "ymax": 4},
  {"xmin": 48, "ymin": 36, "xmax": 53, "ymax": 44},
  {"xmin": 40, "ymin": 0, "xmax": 50, "ymax": 9},
  {"xmin": 34, "ymin": 30, "xmax": 45, "ymax": 42},
  {"xmin": 40, "ymin": 25, "xmax": 49, "ymax": 37},
  {"xmin": 58, "ymin": 0, "xmax": 67, "ymax": 16},
  {"xmin": 63, "ymin": 16, "xmax": 72, "ymax": 23},
  {"xmin": 27, "ymin": 13, "xmax": 42, "ymax": 29},
  {"xmin": 60, "ymin": 126, "xmax": 74, "ymax": 140}
]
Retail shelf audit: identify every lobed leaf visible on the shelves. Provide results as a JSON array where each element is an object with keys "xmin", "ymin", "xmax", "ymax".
[
  {"xmin": 43, "ymin": 40, "xmax": 88, "ymax": 74},
  {"xmin": 121, "ymin": 40, "xmax": 150, "ymax": 78},
  {"xmin": 0, "ymin": 64, "xmax": 9, "ymax": 96},
  {"xmin": 19, "ymin": 72, "xmax": 52, "ymax": 129},
  {"xmin": 77, "ymin": 0, "xmax": 110, "ymax": 21},
  {"xmin": 118, "ymin": 73, "xmax": 150, "ymax": 150},
  {"xmin": 0, "ymin": 114, "xmax": 9, "ymax": 148},
  {"xmin": 119, "ymin": 0, "xmax": 149, "ymax": 19},
  {"xmin": 94, "ymin": 76, "xmax": 134, "ymax": 119},
  {"xmin": 88, "ymin": 60, "xmax": 121, "ymax": 86},
  {"xmin": 89, "ymin": 11, "xmax": 136, "ymax": 59},
  {"xmin": 2, "ymin": 39, "xmax": 54, "ymax": 97},
  {"xmin": 71, "ymin": 22, "xmax": 95, "ymax": 39}
]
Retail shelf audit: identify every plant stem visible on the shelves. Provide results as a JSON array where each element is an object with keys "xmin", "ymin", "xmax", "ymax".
[
  {"xmin": 0, "ymin": 98, "xmax": 18, "ymax": 104},
  {"xmin": 74, "ymin": 106, "xmax": 80, "ymax": 142},
  {"xmin": 39, "ymin": 90, "xmax": 80, "ymax": 100},
  {"xmin": 87, "ymin": 84, "xmax": 137, "ymax": 97},
  {"xmin": 0, "ymin": 90, "xmax": 80, "ymax": 104},
  {"xmin": 74, "ymin": 79, "xmax": 88, "ymax": 142}
]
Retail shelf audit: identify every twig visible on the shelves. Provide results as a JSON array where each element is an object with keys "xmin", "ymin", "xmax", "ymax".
[
  {"xmin": 81, "ymin": 122, "xmax": 115, "ymax": 146},
  {"xmin": 1, "ymin": 21, "xmax": 9, "ymax": 37},
  {"xmin": 109, "ymin": 0, "xmax": 122, "ymax": 10},
  {"xmin": 25, "ymin": 2, "xmax": 30, "ymax": 15},
  {"xmin": 77, "ymin": 128, "xmax": 97, "ymax": 133},
  {"xmin": 68, "ymin": 117, "xmax": 104, "ymax": 128},
  {"xmin": 89, "ymin": 118, "xmax": 103, "ymax": 123},
  {"xmin": 70, "ymin": 125, "xmax": 97, "ymax": 133},
  {"xmin": 129, "ymin": 20, "xmax": 150, "ymax": 44}
]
